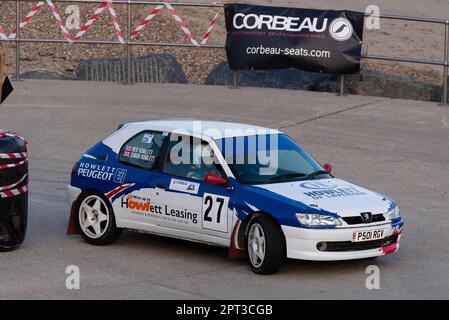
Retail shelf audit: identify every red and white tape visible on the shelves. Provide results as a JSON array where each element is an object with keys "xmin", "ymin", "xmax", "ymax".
[
  {"xmin": 0, "ymin": 149, "xmax": 28, "ymax": 197},
  {"xmin": 0, "ymin": 27, "xmax": 9, "ymax": 41},
  {"xmin": 1, "ymin": 1, "xmax": 221, "ymax": 45},
  {"xmin": 131, "ymin": 3, "xmax": 220, "ymax": 45},
  {"xmin": 0, "ymin": 131, "xmax": 28, "ymax": 145},
  {"xmin": 0, "ymin": 159, "xmax": 27, "ymax": 170},
  {"xmin": 45, "ymin": 0, "xmax": 73, "ymax": 42},
  {"xmin": 164, "ymin": 3, "xmax": 199, "ymax": 46},
  {"xmin": 106, "ymin": 0, "xmax": 125, "ymax": 44},
  {"xmin": 0, "ymin": 174, "xmax": 28, "ymax": 192},
  {"xmin": 0, "ymin": 185, "xmax": 28, "ymax": 198},
  {"xmin": 74, "ymin": 1, "xmax": 125, "ymax": 43},
  {"xmin": 74, "ymin": 2, "xmax": 108, "ymax": 41},
  {"xmin": 8, "ymin": 1, "xmax": 45, "ymax": 40},
  {"xmin": 0, "ymin": 152, "xmax": 27, "ymax": 159},
  {"xmin": 131, "ymin": 4, "xmax": 164, "ymax": 39},
  {"xmin": 201, "ymin": 10, "xmax": 220, "ymax": 45}
]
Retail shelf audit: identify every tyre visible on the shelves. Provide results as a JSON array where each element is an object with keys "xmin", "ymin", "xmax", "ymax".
[
  {"xmin": 247, "ymin": 216, "xmax": 285, "ymax": 275},
  {"xmin": 76, "ymin": 191, "xmax": 122, "ymax": 245}
]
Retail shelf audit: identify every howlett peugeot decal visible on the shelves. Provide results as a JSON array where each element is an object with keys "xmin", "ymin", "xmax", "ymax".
[
  {"xmin": 77, "ymin": 162, "xmax": 127, "ymax": 183},
  {"xmin": 225, "ymin": 3, "xmax": 364, "ymax": 74}
]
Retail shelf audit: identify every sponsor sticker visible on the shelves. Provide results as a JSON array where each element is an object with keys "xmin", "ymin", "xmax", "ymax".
[
  {"xmin": 123, "ymin": 145, "xmax": 131, "ymax": 158},
  {"xmin": 164, "ymin": 205, "xmax": 198, "ymax": 224},
  {"xmin": 300, "ymin": 182, "xmax": 338, "ymax": 190},
  {"xmin": 302, "ymin": 186, "xmax": 366, "ymax": 200},
  {"xmin": 114, "ymin": 168, "xmax": 127, "ymax": 183},
  {"xmin": 123, "ymin": 145, "xmax": 155, "ymax": 162},
  {"xmin": 77, "ymin": 162, "xmax": 127, "ymax": 183},
  {"xmin": 120, "ymin": 192, "xmax": 198, "ymax": 224},
  {"xmin": 142, "ymin": 133, "xmax": 154, "ymax": 144},
  {"xmin": 169, "ymin": 179, "xmax": 200, "ymax": 195},
  {"xmin": 299, "ymin": 181, "xmax": 366, "ymax": 200},
  {"xmin": 202, "ymin": 193, "xmax": 229, "ymax": 233},
  {"xmin": 121, "ymin": 194, "xmax": 151, "ymax": 213}
]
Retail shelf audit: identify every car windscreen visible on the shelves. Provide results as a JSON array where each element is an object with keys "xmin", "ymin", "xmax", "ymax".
[{"xmin": 215, "ymin": 134, "xmax": 329, "ymax": 184}]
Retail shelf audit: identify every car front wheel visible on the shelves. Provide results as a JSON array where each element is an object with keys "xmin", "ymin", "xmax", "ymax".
[
  {"xmin": 76, "ymin": 192, "xmax": 122, "ymax": 245},
  {"xmin": 247, "ymin": 216, "xmax": 285, "ymax": 275}
]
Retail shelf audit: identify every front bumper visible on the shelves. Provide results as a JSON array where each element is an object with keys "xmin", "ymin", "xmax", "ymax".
[{"xmin": 282, "ymin": 220, "xmax": 404, "ymax": 261}]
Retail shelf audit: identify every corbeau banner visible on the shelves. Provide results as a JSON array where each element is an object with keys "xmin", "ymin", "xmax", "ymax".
[{"xmin": 224, "ymin": 3, "xmax": 364, "ymax": 74}]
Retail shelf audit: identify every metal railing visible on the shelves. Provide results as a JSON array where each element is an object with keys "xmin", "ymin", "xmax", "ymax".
[
  {"xmin": 0, "ymin": 0, "xmax": 224, "ymax": 84},
  {"xmin": 362, "ymin": 13, "xmax": 449, "ymax": 105},
  {"xmin": 0, "ymin": 0, "xmax": 448, "ymax": 105}
]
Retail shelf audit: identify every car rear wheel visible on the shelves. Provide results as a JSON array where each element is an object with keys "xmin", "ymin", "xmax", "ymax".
[
  {"xmin": 247, "ymin": 216, "xmax": 285, "ymax": 275},
  {"xmin": 76, "ymin": 192, "xmax": 122, "ymax": 245}
]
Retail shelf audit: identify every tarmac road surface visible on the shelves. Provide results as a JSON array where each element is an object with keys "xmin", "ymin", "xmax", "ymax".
[{"xmin": 0, "ymin": 80, "xmax": 448, "ymax": 299}]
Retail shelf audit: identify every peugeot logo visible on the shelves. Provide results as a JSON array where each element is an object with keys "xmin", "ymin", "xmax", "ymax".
[
  {"xmin": 329, "ymin": 17, "xmax": 353, "ymax": 41},
  {"xmin": 360, "ymin": 212, "xmax": 373, "ymax": 223}
]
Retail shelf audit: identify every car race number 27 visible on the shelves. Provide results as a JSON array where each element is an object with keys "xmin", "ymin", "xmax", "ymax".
[{"xmin": 202, "ymin": 193, "xmax": 229, "ymax": 233}]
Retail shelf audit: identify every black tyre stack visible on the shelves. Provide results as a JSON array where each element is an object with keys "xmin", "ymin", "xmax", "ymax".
[{"xmin": 0, "ymin": 130, "xmax": 28, "ymax": 250}]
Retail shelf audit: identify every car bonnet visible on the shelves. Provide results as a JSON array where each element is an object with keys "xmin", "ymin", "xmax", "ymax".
[{"xmin": 253, "ymin": 178, "xmax": 395, "ymax": 217}]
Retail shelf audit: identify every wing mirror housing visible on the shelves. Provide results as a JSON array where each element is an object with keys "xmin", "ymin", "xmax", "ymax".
[
  {"xmin": 323, "ymin": 163, "xmax": 333, "ymax": 174},
  {"xmin": 204, "ymin": 173, "xmax": 228, "ymax": 185}
]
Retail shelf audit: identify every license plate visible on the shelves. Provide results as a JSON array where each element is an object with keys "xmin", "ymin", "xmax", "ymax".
[{"xmin": 352, "ymin": 229, "xmax": 386, "ymax": 242}]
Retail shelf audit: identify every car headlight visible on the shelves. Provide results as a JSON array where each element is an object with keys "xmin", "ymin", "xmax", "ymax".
[
  {"xmin": 296, "ymin": 213, "xmax": 341, "ymax": 227},
  {"xmin": 387, "ymin": 206, "xmax": 400, "ymax": 220}
]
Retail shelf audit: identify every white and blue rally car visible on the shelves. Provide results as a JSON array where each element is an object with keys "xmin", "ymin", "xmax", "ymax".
[{"xmin": 67, "ymin": 120, "xmax": 404, "ymax": 274}]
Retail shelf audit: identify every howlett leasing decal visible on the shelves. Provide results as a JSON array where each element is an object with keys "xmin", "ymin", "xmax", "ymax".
[{"xmin": 224, "ymin": 3, "xmax": 364, "ymax": 74}]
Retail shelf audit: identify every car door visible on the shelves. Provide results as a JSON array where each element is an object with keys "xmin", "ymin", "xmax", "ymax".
[
  {"xmin": 148, "ymin": 133, "xmax": 234, "ymax": 244},
  {"xmin": 111, "ymin": 130, "xmax": 169, "ymax": 226}
]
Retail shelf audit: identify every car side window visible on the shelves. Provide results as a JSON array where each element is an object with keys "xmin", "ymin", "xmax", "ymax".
[
  {"xmin": 163, "ymin": 134, "xmax": 224, "ymax": 182},
  {"xmin": 118, "ymin": 131, "xmax": 166, "ymax": 170}
]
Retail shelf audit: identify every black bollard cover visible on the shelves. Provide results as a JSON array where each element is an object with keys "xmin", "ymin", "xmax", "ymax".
[{"xmin": 0, "ymin": 130, "xmax": 28, "ymax": 250}]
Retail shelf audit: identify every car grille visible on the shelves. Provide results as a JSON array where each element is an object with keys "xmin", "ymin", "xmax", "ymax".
[
  {"xmin": 316, "ymin": 234, "xmax": 398, "ymax": 252},
  {"xmin": 342, "ymin": 214, "xmax": 385, "ymax": 225}
]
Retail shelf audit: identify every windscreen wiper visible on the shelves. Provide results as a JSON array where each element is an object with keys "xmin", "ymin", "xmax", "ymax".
[
  {"xmin": 304, "ymin": 170, "xmax": 329, "ymax": 180},
  {"xmin": 268, "ymin": 172, "xmax": 307, "ymax": 182}
]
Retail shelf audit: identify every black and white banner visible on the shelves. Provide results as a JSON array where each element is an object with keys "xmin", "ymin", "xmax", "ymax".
[
  {"xmin": 1, "ymin": 76, "xmax": 13, "ymax": 103},
  {"xmin": 224, "ymin": 3, "xmax": 364, "ymax": 74}
]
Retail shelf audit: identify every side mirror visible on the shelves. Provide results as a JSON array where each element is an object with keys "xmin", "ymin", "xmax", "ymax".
[
  {"xmin": 205, "ymin": 173, "xmax": 228, "ymax": 185},
  {"xmin": 323, "ymin": 163, "xmax": 333, "ymax": 174}
]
